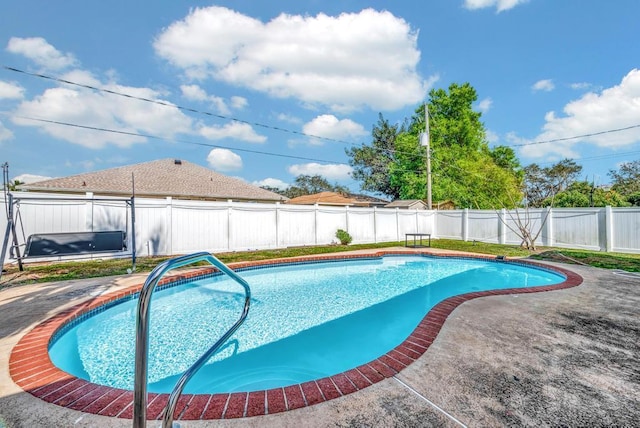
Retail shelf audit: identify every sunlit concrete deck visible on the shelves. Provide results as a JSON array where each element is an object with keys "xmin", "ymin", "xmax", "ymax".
[{"xmin": 1, "ymin": 248, "xmax": 638, "ymax": 427}]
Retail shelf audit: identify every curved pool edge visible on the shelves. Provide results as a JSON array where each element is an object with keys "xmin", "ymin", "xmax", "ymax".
[{"xmin": 9, "ymin": 250, "xmax": 583, "ymax": 421}]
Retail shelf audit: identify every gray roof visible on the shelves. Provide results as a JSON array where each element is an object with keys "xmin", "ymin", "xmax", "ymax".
[
  {"xmin": 18, "ymin": 158, "xmax": 286, "ymax": 202},
  {"xmin": 384, "ymin": 199, "xmax": 427, "ymax": 208}
]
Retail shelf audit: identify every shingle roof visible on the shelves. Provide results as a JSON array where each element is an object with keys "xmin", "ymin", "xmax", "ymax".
[
  {"xmin": 384, "ymin": 199, "xmax": 427, "ymax": 209},
  {"xmin": 18, "ymin": 158, "xmax": 286, "ymax": 202},
  {"xmin": 286, "ymin": 191, "xmax": 366, "ymax": 206},
  {"xmin": 346, "ymin": 193, "xmax": 390, "ymax": 205}
]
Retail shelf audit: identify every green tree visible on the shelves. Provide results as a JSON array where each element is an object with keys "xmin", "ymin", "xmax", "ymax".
[
  {"xmin": 489, "ymin": 146, "xmax": 523, "ymax": 179},
  {"xmin": 346, "ymin": 113, "xmax": 404, "ymax": 199},
  {"xmin": 546, "ymin": 181, "xmax": 630, "ymax": 207},
  {"xmin": 388, "ymin": 133, "xmax": 425, "ymax": 199},
  {"xmin": 266, "ymin": 175, "xmax": 349, "ymax": 199},
  {"xmin": 626, "ymin": 192, "xmax": 640, "ymax": 206},
  {"xmin": 409, "ymin": 83, "xmax": 485, "ymax": 152},
  {"xmin": 402, "ymin": 83, "xmax": 522, "ymax": 208},
  {"xmin": 347, "ymin": 83, "xmax": 524, "ymax": 208},
  {"xmin": 609, "ymin": 159, "xmax": 640, "ymax": 196},
  {"xmin": 347, "ymin": 82, "xmax": 523, "ymax": 208},
  {"xmin": 523, "ymin": 159, "xmax": 582, "ymax": 207}
]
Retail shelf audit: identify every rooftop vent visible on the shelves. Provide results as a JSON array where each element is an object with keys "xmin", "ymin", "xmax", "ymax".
[{"xmin": 174, "ymin": 159, "xmax": 182, "ymax": 165}]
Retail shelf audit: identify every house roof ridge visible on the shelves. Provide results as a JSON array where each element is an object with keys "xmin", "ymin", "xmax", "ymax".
[{"xmin": 18, "ymin": 158, "xmax": 285, "ymax": 202}]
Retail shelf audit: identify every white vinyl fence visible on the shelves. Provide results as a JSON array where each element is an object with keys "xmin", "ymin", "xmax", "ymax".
[
  {"xmin": 435, "ymin": 207, "xmax": 640, "ymax": 253},
  {"xmin": 2, "ymin": 192, "xmax": 640, "ymax": 265},
  {"xmin": 1, "ymin": 192, "xmax": 435, "ymax": 262}
]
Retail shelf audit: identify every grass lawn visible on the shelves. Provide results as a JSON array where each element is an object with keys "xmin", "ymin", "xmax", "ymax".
[
  {"xmin": 531, "ymin": 249, "xmax": 640, "ymax": 272},
  {"xmin": 1, "ymin": 239, "xmax": 638, "ymax": 287}
]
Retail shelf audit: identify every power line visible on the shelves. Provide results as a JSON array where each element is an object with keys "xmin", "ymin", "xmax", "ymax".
[
  {"xmin": 4, "ymin": 65, "xmax": 640, "ymax": 187},
  {"xmin": 9, "ymin": 114, "xmax": 347, "ymax": 165},
  {"xmin": 510, "ymin": 124, "xmax": 640, "ymax": 147},
  {"xmin": 8, "ymin": 112, "xmax": 638, "ymax": 183},
  {"xmin": 4, "ymin": 67, "xmax": 636, "ymax": 210},
  {"xmin": 535, "ymin": 149, "xmax": 640, "ymax": 166},
  {"xmin": 1, "ymin": 109, "xmax": 432, "ymax": 176},
  {"xmin": 7, "ymin": 115, "xmax": 638, "ymax": 211},
  {"xmin": 7, "ymin": 65, "xmax": 638, "ymax": 158},
  {"xmin": 2, "ymin": 65, "xmax": 423, "ymax": 162},
  {"xmin": 2, "ymin": 65, "xmax": 360, "ymax": 147}
]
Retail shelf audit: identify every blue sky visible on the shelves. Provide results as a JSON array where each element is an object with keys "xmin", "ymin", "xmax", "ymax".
[{"xmin": 1, "ymin": 0, "xmax": 639, "ymax": 193}]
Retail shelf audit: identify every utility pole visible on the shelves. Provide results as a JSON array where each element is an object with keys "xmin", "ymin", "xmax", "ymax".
[{"xmin": 420, "ymin": 104, "xmax": 433, "ymax": 209}]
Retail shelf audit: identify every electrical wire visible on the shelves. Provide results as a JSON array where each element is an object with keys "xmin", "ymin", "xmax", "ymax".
[
  {"xmin": 5, "ymin": 65, "xmax": 639, "ymax": 155},
  {"xmin": 1, "ymin": 111, "xmax": 433, "ymax": 177},
  {"xmin": 6, "ymin": 111, "xmax": 639, "ymax": 201},
  {"xmin": 535, "ymin": 148, "xmax": 640, "ymax": 165},
  {"xmin": 2, "ymin": 65, "xmax": 362, "ymax": 147},
  {"xmin": 8, "ymin": 114, "xmax": 347, "ymax": 165},
  {"xmin": 510, "ymin": 124, "xmax": 640, "ymax": 147},
  {"xmin": 2, "ymin": 65, "xmax": 433, "ymax": 166},
  {"xmin": 3, "ymin": 65, "xmax": 640, "ymax": 190}
]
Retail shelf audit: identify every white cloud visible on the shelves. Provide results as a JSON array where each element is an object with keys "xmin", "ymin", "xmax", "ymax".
[
  {"xmin": 207, "ymin": 148, "xmax": 242, "ymax": 171},
  {"xmin": 230, "ymin": 96, "xmax": 248, "ymax": 110},
  {"xmin": 6, "ymin": 37, "xmax": 78, "ymax": 70},
  {"xmin": 61, "ymin": 69, "xmax": 102, "ymax": 87},
  {"xmin": 0, "ymin": 120, "xmax": 13, "ymax": 142},
  {"xmin": 199, "ymin": 121, "xmax": 267, "ymax": 143},
  {"xmin": 154, "ymin": 7, "xmax": 432, "ymax": 113},
  {"xmin": 478, "ymin": 97, "xmax": 492, "ymax": 113},
  {"xmin": 13, "ymin": 173, "xmax": 52, "ymax": 184},
  {"xmin": 519, "ymin": 68, "xmax": 640, "ymax": 160},
  {"xmin": 180, "ymin": 84, "xmax": 209, "ymax": 101},
  {"xmin": 13, "ymin": 83, "xmax": 192, "ymax": 148},
  {"xmin": 463, "ymin": 0, "xmax": 528, "ymax": 12},
  {"xmin": 288, "ymin": 163, "xmax": 352, "ymax": 180},
  {"xmin": 570, "ymin": 82, "xmax": 591, "ymax": 90},
  {"xmin": 253, "ymin": 177, "xmax": 289, "ymax": 190},
  {"xmin": 302, "ymin": 114, "xmax": 367, "ymax": 145},
  {"xmin": 277, "ymin": 113, "xmax": 302, "ymax": 124},
  {"xmin": 181, "ymin": 84, "xmax": 227, "ymax": 113},
  {"xmin": 10, "ymin": 51, "xmax": 193, "ymax": 149},
  {"xmin": 180, "ymin": 84, "xmax": 246, "ymax": 115},
  {"xmin": 532, "ymin": 79, "xmax": 555, "ymax": 92},
  {"xmin": 0, "ymin": 80, "xmax": 25, "ymax": 99}
]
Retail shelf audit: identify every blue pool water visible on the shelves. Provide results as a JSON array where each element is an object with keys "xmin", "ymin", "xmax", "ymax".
[{"xmin": 49, "ymin": 256, "xmax": 564, "ymax": 394}]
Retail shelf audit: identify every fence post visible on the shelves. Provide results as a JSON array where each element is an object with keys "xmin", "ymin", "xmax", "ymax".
[
  {"xmin": 498, "ymin": 208, "xmax": 506, "ymax": 244},
  {"xmin": 373, "ymin": 206, "xmax": 378, "ymax": 243},
  {"xmin": 431, "ymin": 209, "xmax": 437, "ymax": 239},
  {"xmin": 275, "ymin": 202, "xmax": 280, "ymax": 248},
  {"xmin": 227, "ymin": 200, "xmax": 233, "ymax": 251},
  {"xmin": 314, "ymin": 203, "xmax": 319, "ymax": 245},
  {"xmin": 85, "ymin": 192, "xmax": 94, "ymax": 231},
  {"xmin": 545, "ymin": 207, "xmax": 554, "ymax": 247},
  {"xmin": 462, "ymin": 208, "xmax": 469, "ymax": 241},
  {"xmin": 396, "ymin": 208, "xmax": 400, "ymax": 241},
  {"xmin": 605, "ymin": 205, "xmax": 613, "ymax": 252},
  {"xmin": 345, "ymin": 205, "xmax": 350, "ymax": 233},
  {"xmin": 166, "ymin": 196, "xmax": 173, "ymax": 255}
]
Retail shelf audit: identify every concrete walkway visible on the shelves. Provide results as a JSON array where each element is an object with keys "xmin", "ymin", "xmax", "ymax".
[{"xmin": 1, "ymin": 250, "xmax": 638, "ymax": 427}]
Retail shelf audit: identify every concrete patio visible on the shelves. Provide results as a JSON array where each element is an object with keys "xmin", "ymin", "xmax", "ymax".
[{"xmin": 1, "ymin": 250, "xmax": 638, "ymax": 427}]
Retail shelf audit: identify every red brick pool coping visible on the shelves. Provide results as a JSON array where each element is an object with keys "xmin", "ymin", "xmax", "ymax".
[{"xmin": 9, "ymin": 251, "xmax": 583, "ymax": 421}]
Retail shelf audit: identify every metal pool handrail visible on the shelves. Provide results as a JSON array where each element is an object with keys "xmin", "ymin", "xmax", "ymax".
[{"xmin": 132, "ymin": 251, "xmax": 251, "ymax": 428}]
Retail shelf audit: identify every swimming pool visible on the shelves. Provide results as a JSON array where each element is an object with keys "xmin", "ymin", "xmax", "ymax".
[
  {"xmin": 10, "ymin": 251, "xmax": 583, "ymax": 419},
  {"xmin": 48, "ymin": 255, "xmax": 565, "ymax": 395}
]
